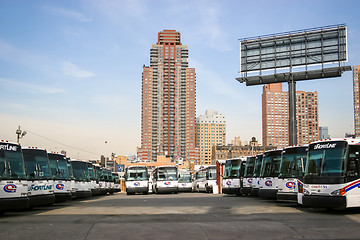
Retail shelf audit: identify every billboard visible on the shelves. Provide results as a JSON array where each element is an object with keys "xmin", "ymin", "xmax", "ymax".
[{"xmin": 240, "ymin": 25, "xmax": 347, "ymax": 73}]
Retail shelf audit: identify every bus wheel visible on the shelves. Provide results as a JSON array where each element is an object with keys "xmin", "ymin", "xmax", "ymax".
[{"xmin": 143, "ymin": 191, "xmax": 148, "ymax": 195}]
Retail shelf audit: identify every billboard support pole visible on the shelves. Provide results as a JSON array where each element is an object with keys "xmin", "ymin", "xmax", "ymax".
[{"xmin": 288, "ymin": 75, "xmax": 297, "ymax": 146}]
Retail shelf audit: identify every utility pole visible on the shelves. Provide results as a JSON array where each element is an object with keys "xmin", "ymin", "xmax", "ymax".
[{"xmin": 16, "ymin": 125, "xmax": 27, "ymax": 144}]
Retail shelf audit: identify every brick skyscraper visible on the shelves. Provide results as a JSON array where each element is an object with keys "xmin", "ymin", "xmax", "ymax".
[
  {"xmin": 138, "ymin": 30, "xmax": 198, "ymax": 163},
  {"xmin": 262, "ymin": 83, "xmax": 319, "ymax": 148},
  {"xmin": 354, "ymin": 65, "xmax": 360, "ymax": 137}
]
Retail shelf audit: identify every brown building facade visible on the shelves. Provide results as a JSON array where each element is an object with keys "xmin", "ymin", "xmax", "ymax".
[
  {"xmin": 262, "ymin": 83, "xmax": 319, "ymax": 148},
  {"xmin": 354, "ymin": 65, "xmax": 360, "ymax": 137},
  {"xmin": 138, "ymin": 30, "xmax": 198, "ymax": 163}
]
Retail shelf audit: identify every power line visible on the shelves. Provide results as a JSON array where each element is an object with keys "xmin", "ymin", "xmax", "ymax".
[{"xmin": 25, "ymin": 130, "xmax": 102, "ymax": 156}]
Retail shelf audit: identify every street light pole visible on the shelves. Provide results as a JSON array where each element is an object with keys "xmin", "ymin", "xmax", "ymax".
[
  {"xmin": 16, "ymin": 125, "xmax": 27, "ymax": 144},
  {"xmin": 105, "ymin": 141, "xmax": 107, "ymax": 168}
]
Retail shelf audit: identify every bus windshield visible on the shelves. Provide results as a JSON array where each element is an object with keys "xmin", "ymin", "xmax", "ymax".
[
  {"xmin": 260, "ymin": 151, "xmax": 282, "ymax": 178},
  {"xmin": 72, "ymin": 161, "xmax": 90, "ymax": 181},
  {"xmin": 178, "ymin": 172, "xmax": 192, "ymax": 183},
  {"xmin": 23, "ymin": 149, "xmax": 52, "ymax": 180},
  {"xmin": 253, "ymin": 155, "xmax": 263, "ymax": 177},
  {"xmin": 48, "ymin": 154, "xmax": 70, "ymax": 180},
  {"xmin": 86, "ymin": 163, "xmax": 96, "ymax": 180},
  {"xmin": 306, "ymin": 141, "xmax": 347, "ymax": 177},
  {"xmin": 279, "ymin": 147, "xmax": 307, "ymax": 178},
  {"xmin": 244, "ymin": 157, "xmax": 256, "ymax": 178},
  {"xmin": 0, "ymin": 143, "xmax": 27, "ymax": 180},
  {"xmin": 66, "ymin": 159, "xmax": 75, "ymax": 180},
  {"xmin": 125, "ymin": 167, "xmax": 148, "ymax": 181},
  {"xmin": 157, "ymin": 167, "xmax": 177, "ymax": 181},
  {"xmin": 223, "ymin": 160, "xmax": 241, "ymax": 179}
]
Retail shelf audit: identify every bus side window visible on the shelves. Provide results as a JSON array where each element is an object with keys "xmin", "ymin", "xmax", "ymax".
[{"xmin": 347, "ymin": 146, "xmax": 360, "ymax": 178}]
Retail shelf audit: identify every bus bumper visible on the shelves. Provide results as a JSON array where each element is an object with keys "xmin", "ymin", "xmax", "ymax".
[
  {"xmin": 251, "ymin": 188, "xmax": 259, "ymax": 196},
  {"xmin": 276, "ymin": 192, "xmax": 297, "ymax": 202},
  {"xmin": 91, "ymin": 188, "xmax": 101, "ymax": 196},
  {"xmin": 55, "ymin": 192, "xmax": 72, "ymax": 202},
  {"xmin": 222, "ymin": 188, "xmax": 240, "ymax": 195},
  {"xmin": 75, "ymin": 191, "xmax": 92, "ymax": 199},
  {"xmin": 156, "ymin": 187, "xmax": 178, "ymax": 194},
  {"xmin": 0, "ymin": 197, "xmax": 29, "ymax": 211},
  {"xmin": 241, "ymin": 187, "xmax": 252, "ymax": 195},
  {"xmin": 29, "ymin": 194, "xmax": 55, "ymax": 207},
  {"xmin": 127, "ymin": 187, "xmax": 148, "ymax": 194},
  {"xmin": 258, "ymin": 189, "xmax": 278, "ymax": 199},
  {"xmin": 302, "ymin": 195, "xmax": 346, "ymax": 209}
]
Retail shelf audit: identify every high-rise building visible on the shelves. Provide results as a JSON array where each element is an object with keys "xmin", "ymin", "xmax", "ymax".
[
  {"xmin": 195, "ymin": 110, "xmax": 226, "ymax": 165},
  {"xmin": 319, "ymin": 126, "xmax": 330, "ymax": 140},
  {"xmin": 262, "ymin": 83, "xmax": 319, "ymax": 148},
  {"xmin": 138, "ymin": 30, "xmax": 198, "ymax": 163},
  {"xmin": 353, "ymin": 65, "xmax": 360, "ymax": 137}
]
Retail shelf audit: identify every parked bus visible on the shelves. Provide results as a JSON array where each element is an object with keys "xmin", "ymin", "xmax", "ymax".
[
  {"xmin": 222, "ymin": 158, "xmax": 246, "ymax": 196},
  {"xmin": 178, "ymin": 169, "xmax": 192, "ymax": 192},
  {"xmin": 112, "ymin": 172, "xmax": 121, "ymax": 192},
  {"xmin": 277, "ymin": 146, "xmax": 307, "ymax": 202},
  {"xmin": 86, "ymin": 162, "xmax": 100, "ymax": 196},
  {"xmin": 125, "ymin": 166, "xmax": 149, "ymax": 195},
  {"xmin": 152, "ymin": 166, "xmax": 178, "ymax": 194},
  {"xmin": 251, "ymin": 154, "xmax": 263, "ymax": 196},
  {"xmin": 48, "ymin": 152, "xmax": 72, "ymax": 202},
  {"xmin": 0, "ymin": 141, "xmax": 29, "ymax": 212},
  {"xmin": 192, "ymin": 165, "xmax": 217, "ymax": 193},
  {"xmin": 258, "ymin": 149, "xmax": 282, "ymax": 199},
  {"xmin": 242, "ymin": 156, "xmax": 256, "ymax": 196},
  {"xmin": 106, "ymin": 169, "xmax": 115, "ymax": 194},
  {"xmin": 71, "ymin": 160, "xmax": 92, "ymax": 198},
  {"xmin": 22, "ymin": 147, "xmax": 55, "ymax": 207},
  {"xmin": 302, "ymin": 139, "xmax": 360, "ymax": 209},
  {"xmin": 66, "ymin": 157, "xmax": 76, "ymax": 198}
]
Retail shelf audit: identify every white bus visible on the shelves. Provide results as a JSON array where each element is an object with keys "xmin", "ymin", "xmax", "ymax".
[
  {"xmin": 302, "ymin": 139, "xmax": 360, "ymax": 209},
  {"xmin": 192, "ymin": 165, "xmax": 217, "ymax": 193},
  {"xmin": 0, "ymin": 141, "xmax": 29, "ymax": 212},
  {"xmin": 251, "ymin": 154, "xmax": 263, "ymax": 196},
  {"xmin": 22, "ymin": 147, "xmax": 55, "ymax": 207},
  {"xmin": 48, "ymin": 152, "xmax": 72, "ymax": 202},
  {"xmin": 152, "ymin": 166, "xmax": 178, "ymax": 194},
  {"xmin": 66, "ymin": 158, "xmax": 76, "ymax": 199},
  {"xmin": 125, "ymin": 166, "xmax": 149, "ymax": 195},
  {"xmin": 112, "ymin": 172, "xmax": 121, "ymax": 192},
  {"xmin": 277, "ymin": 145, "xmax": 307, "ymax": 202},
  {"xmin": 222, "ymin": 158, "xmax": 246, "ymax": 196},
  {"xmin": 258, "ymin": 149, "xmax": 282, "ymax": 199},
  {"xmin": 242, "ymin": 156, "xmax": 256, "ymax": 196},
  {"xmin": 178, "ymin": 169, "xmax": 192, "ymax": 192},
  {"xmin": 86, "ymin": 162, "xmax": 100, "ymax": 196},
  {"xmin": 71, "ymin": 160, "xmax": 92, "ymax": 198}
]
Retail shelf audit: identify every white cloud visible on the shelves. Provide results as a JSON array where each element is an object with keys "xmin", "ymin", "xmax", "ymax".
[
  {"xmin": 62, "ymin": 61, "xmax": 95, "ymax": 78},
  {"xmin": 45, "ymin": 6, "xmax": 92, "ymax": 22},
  {"xmin": 0, "ymin": 78, "xmax": 65, "ymax": 94}
]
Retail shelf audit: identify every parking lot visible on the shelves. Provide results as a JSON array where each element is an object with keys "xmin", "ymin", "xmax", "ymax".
[{"xmin": 2, "ymin": 192, "xmax": 360, "ymax": 240}]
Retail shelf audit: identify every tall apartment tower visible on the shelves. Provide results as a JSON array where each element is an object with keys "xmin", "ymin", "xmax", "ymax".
[
  {"xmin": 138, "ymin": 30, "xmax": 198, "ymax": 163},
  {"xmin": 195, "ymin": 110, "xmax": 226, "ymax": 165},
  {"xmin": 353, "ymin": 65, "xmax": 360, "ymax": 137},
  {"xmin": 262, "ymin": 83, "xmax": 319, "ymax": 148}
]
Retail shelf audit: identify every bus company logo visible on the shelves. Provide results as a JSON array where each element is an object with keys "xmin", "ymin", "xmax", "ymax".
[
  {"xmin": 226, "ymin": 181, "xmax": 231, "ymax": 186},
  {"xmin": 28, "ymin": 184, "xmax": 53, "ymax": 191},
  {"xmin": 0, "ymin": 144, "xmax": 17, "ymax": 152},
  {"xmin": 134, "ymin": 182, "xmax": 140, "ymax": 186},
  {"xmin": 56, "ymin": 184, "xmax": 64, "ymax": 190},
  {"xmin": 265, "ymin": 180, "xmax": 272, "ymax": 187},
  {"xmin": 286, "ymin": 182, "xmax": 295, "ymax": 189},
  {"xmin": 3, "ymin": 184, "xmax": 17, "ymax": 193},
  {"xmin": 164, "ymin": 182, "xmax": 171, "ymax": 186},
  {"xmin": 314, "ymin": 143, "xmax": 337, "ymax": 150},
  {"xmin": 182, "ymin": 183, "xmax": 186, "ymax": 186},
  {"xmin": 248, "ymin": 178, "xmax": 253, "ymax": 184},
  {"xmin": 99, "ymin": 183, "xmax": 102, "ymax": 187}
]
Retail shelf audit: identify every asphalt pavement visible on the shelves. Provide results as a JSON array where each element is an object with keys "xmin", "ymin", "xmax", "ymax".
[{"xmin": 1, "ymin": 192, "xmax": 360, "ymax": 240}]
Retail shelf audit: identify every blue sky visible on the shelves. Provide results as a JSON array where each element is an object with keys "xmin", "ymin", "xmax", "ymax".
[{"xmin": 1, "ymin": 0, "xmax": 360, "ymax": 159}]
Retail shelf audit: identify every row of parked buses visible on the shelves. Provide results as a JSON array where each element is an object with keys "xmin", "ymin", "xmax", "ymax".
[
  {"xmin": 124, "ymin": 165, "xmax": 218, "ymax": 195},
  {"xmin": 222, "ymin": 138, "xmax": 360, "ymax": 210},
  {"xmin": 0, "ymin": 140, "xmax": 121, "ymax": 213}
]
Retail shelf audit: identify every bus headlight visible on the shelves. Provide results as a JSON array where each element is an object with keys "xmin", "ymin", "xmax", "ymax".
[
  {"xmin": 303, "ymin": 189, "xmax": 310, "ymax": 195},
  {"xmin": 330, "ymin": 189, "xmax": 340, "ymax": 196}
]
